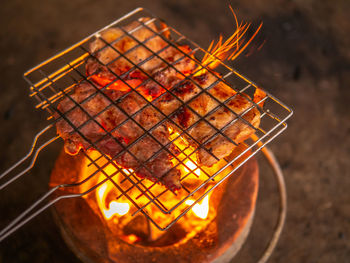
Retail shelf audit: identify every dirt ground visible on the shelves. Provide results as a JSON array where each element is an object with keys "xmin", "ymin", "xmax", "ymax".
[{"xmin": 0, "ymin": 0, "xmax": 349, "ymax": 262}]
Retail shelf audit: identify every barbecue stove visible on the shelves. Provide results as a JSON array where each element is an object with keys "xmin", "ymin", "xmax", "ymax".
[{"xmin": 0, "ymin": 7, "xmax": 292, "ymax": 263}]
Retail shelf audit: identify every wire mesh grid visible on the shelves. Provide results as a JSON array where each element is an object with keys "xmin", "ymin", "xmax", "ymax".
[{"xmin": 4, "ymin": 7, "xmax": 292, "ymax": 233}]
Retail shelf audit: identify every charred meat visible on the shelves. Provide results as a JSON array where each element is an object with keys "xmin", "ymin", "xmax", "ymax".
[
  {"xmin": 86, "ymin": 17, "xmax": 196, "ymax": 100},
  {"xmin": 55, "ymin": 82, "xmax": 181, "ymax": 191},
  {"xmin": 55, "ymin": 17, "xmax": 263, "ymax": 190},
  {"xmin": 85, "ymin": 18, "xmax": 262, "ymax": 167},
  {"xmin": 155, "ymin": 71, "xmax": 261, "ymax": 167}
]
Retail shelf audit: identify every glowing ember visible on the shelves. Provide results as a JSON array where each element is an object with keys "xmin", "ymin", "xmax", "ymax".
[
  {"xmin": 184, "ymin": 160, "xmax": 201, "ymax": 177},
  {"xmin": 122, "ymin": 168, "xmax": 133, "ymax": 175},
  {"xmin": 124, "ymin": 234, "xmax": 140, "ymax": 243}
]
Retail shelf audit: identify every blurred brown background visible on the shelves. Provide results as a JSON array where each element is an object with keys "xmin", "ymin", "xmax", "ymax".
[{"xmin": 0, "ymin": 0, "xmax": 349, "ymax": 262}]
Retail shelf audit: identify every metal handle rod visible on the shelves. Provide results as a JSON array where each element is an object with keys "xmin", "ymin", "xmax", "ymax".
[
  {"xmin": 0, "ymin": 125, "xmax": 52, "ymax": 180},
  {"xmin": 0, "ymin": 167, "xmax": 124, "ymax": 242},
  {"xmin": 0, "ymin": 125, "xmax": 59, "ymax": 190},
  {"xmin": 0, "ymin": 186, "xmax": 80, "ymax": 242}
]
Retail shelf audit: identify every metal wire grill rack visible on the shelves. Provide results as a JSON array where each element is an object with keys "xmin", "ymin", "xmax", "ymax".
[{"xmin": 0, "ymin": 7, "xmax": 292, "ymax": 240}]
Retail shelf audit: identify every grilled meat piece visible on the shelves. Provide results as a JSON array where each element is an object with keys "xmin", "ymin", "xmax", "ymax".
[
  {"xmin": 86, "ymin": 17, "xmax": 196, "ymax": 100},
  {"xmin": 155, "ymin": 71, "xmax": 261, "ymax": 167},
  {"xmin": 55, "ymin": 82, "xmax": 181, "ymax": 191},
  {"xmin": 79, "ymin": 17, "xmax": 262, "ymax": 170}
]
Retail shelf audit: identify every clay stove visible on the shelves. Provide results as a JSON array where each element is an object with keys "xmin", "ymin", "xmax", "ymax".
[{"xmin": 50, "ymin": 147, "xmax": 258, "ymax": 263}]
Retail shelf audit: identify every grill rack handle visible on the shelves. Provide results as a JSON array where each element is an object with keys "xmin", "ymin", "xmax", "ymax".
[
  {"xmin": 0, "ymin": 125, "xmax": 58, "ymax": 190},
  {"xmin": 0, "ymin": 143, "xmax": 287, "ymax": 263},
  {"xmin": 0, "ymin": 125, "xmax": 60, "ymax": 241},
  {"xmin": 0, "ymin": 182, "xmax": 79, "ymax": 242},
  {"xmin": 0, "ymin": 123, "xmax": 286, "ymax": 262}
]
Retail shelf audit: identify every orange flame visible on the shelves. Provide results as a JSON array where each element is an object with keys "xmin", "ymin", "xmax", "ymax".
[
  {"xmin": 167, "ymin": 129, "xmax": 210, "ymax": 219},
  {"xmin": 93, "ymin": 128, "xmax": 212, "ymax": 222},
  {"xmin": 96, "ymin": 165, "xmax": 210, "ymax": 220},
  {"xmin": 185, "ymin": 194, "xmax": 210, "ymax": 219},
  {"xmin": 97, "ymin": 180, "xmax": 130, "ymax": 219},
  {"xmin": 184, "ymin": 159, "xmax": 201, "ymax": 177},
  {"xmin": 197, "ymin": 6, "xmax": 263, "ymax": 75}
]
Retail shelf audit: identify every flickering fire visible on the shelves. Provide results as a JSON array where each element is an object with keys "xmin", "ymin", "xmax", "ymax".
[
  {"xmin": 185, "ymin": 194, "xmax": 210, "ymax": 219},
  {"xmin": 79, "ymin": 137, "xmax": 217, "ymax": 244},
  {"xmin": 97, "ymin": 183, "xmax": 130, "ymax": 219},
  {"xmin": 94, "ymin": 130, "xmax": 211, "ymax": 221},
  {"xmin": 184, "ymin": 159, "xmax": 201, "ymax": 177},
  {"xmin": 196, "ymin": 6, "xmax": 262, "ymax": 75},
  {"xmin": 75, "ymin": 117, "xmax": 231, "ymax": 244},
  {"xmin": 96, "ymin": 178, "xmax": 209, "ymax": 221}
]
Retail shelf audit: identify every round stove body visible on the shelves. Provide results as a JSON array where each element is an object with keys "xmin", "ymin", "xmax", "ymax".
[{"xmin": 50, "ymin": 151, "xmax": 259, "ymax": 263}]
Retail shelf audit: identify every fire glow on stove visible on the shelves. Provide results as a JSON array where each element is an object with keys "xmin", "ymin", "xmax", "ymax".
[
  {"xmin": 50, "ymin": 146, "xmax": 259, "ymax": 263},
  {"xmin": 0, "ymin": 7, "xmax": 292, "ymax": 263}
]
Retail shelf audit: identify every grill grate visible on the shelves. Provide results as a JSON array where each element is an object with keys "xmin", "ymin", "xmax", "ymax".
[{"xmin": 1, "ymin": 7, "xmax": 292, "ymax": 236}]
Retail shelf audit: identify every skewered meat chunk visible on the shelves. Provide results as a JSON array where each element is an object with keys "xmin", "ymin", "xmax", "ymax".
[
  {"xmin": 86, "ymin": 17, "xmax": 196, "ymax": 99},
  {"xmin": 55, "ymin": 82, "xmax": 181, "ymax": 191},
  {"xmin": 56, "ymin": 17, "xmax": 263, "ymax": 190},
  {"xmin": 155, "ymin": 71, "xmax": 261, "ymax": 167},
  {"xmin": 85, "ymin": 17, "xmax": 262, "ymax": 168}
]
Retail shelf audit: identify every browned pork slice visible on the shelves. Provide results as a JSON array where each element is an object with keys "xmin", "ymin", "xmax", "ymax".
[
  {"xmin": 86, "ymin": 17, "xmax": 196, "ymax": 97},
  {"xmin": 155, "ymin": 71, "xmax": 261, "ymax": 167},
  {"xmin": 78, "ymin": 17, "xmax": 262, "ymax": 169},
  {"xmin": 55, "ymin": 82, "xmax": 181, "ymax": 191}
]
